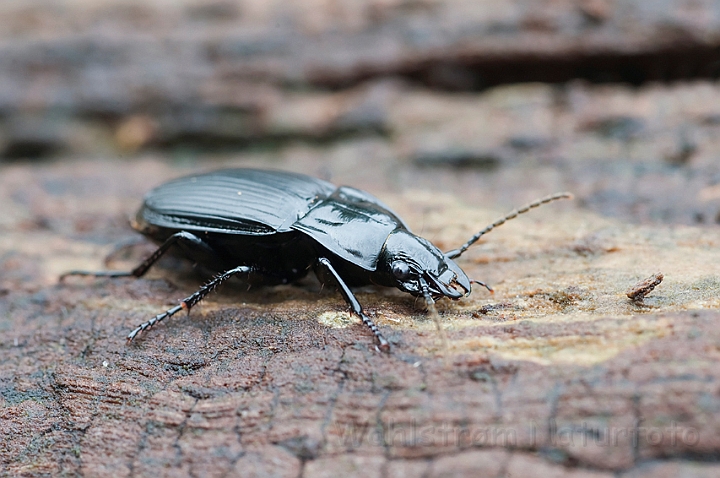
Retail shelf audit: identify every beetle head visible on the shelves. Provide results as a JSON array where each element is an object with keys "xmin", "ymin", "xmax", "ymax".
[{"xmin": 380, "ymin": 230, "xmax": 471, "ymax": 300}]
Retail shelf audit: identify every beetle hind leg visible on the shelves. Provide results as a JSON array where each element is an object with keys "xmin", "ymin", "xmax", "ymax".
[
  {"xmin": 316, "ymin": 257, "xmax": 390, "ymax": 352},
  {"xmin": 127, "ymin": 265, "xmax": 253, "ymax": 341},
  {"xmin": 60, "ymin": 231, "xmax": 218, "ymax": 281}
]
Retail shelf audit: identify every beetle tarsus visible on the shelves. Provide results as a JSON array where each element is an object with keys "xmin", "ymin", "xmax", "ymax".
[
  {"xmin": 127, "ymin": 305, "xmax": 183, "ymax": 341},
  {"xmin": 359, "ymin": 311, "xmax": 390, "ymax": 353},
  {"xmin": 59, "ymin": 270, "xmax": 135, "ymax": 282},
  {"xmin": 126, "ymin": 265, "xmax": 252, "ymax": 342}
]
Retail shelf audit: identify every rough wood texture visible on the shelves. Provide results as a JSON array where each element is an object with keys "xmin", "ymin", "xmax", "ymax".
[
  {"xmin": 2, "ymin": 140, "xmax": 720, "ymax": 476},
  {"xmin": 3, "ymin": 1, "xmax": 720, "ymax": 476}
]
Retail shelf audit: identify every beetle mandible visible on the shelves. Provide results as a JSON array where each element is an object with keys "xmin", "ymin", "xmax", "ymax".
[{"xmin": 61, "ymin": 168, "xmax": 570, "ymax": 352}]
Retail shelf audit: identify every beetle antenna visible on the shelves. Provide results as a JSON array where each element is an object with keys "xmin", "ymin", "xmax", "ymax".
[
  {"xmin": 471, "ymin": 279, "xmax": 494, "ymax": 293},
  {"xmin": 445, "ymin": 192, "xmax": 572, "ymax": 259}
]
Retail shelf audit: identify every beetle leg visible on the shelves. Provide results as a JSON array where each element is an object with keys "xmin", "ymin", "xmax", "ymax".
[
  {"xmin": 316, "ymin": 257, "xmax": 390, "ymax": 352},
  {"xmin": 127, "ymin": 265, "xmax": 253, "ymax": 341},
  {"xmin": 60, "ymin": 231, "xmax": 217, "ymax": 281}
]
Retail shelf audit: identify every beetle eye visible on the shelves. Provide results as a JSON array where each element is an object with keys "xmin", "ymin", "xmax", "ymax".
[{"xmin": 391, "ymin": 261, "xmax": 412, "ymax": 280}]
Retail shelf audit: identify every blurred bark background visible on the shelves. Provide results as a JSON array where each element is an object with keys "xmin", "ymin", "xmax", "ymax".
[{"xmin": 3, "ymin": 1, "xmax": 720, "ymax": 476}]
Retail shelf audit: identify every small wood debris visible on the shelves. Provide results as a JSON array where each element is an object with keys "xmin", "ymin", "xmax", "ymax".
[{"xmin": 626, "ymin": 272, "xmax": 663, "ymax": 301}]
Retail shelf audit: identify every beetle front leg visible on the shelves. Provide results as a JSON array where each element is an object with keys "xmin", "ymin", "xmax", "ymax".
[
  {"xmin": 127, "ymin": 265, "xmax": 253, "ymax": 341},
  {"xmin": 60, "ymin": 231, "xmax": 218, "ymax": 281},
  {"xmin": 316, "ymin": 257, "xmax": 390, "ymax": 352}
]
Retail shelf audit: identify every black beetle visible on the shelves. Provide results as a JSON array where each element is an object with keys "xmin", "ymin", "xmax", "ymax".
[{"xmin": 62, "ymin": 168, "xmax": 570, "ymax": 351}]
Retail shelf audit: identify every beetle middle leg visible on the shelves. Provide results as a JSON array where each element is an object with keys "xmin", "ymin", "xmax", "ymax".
[
  {"xmin": 127, "ymin": 265, "xmax": 253, "ymax": 341},
  {"xmin": 60, "ymin": 231, "xmax": 218, "ymax": 280},
  {"xmin": 316, "ymin": 257, "xmax": 390, "ymax": 352}
]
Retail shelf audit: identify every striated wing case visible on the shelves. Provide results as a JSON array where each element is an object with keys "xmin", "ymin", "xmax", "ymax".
[{"xmin": 137, "ymin": 169, "xmax": 336, "ymax": 235}]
